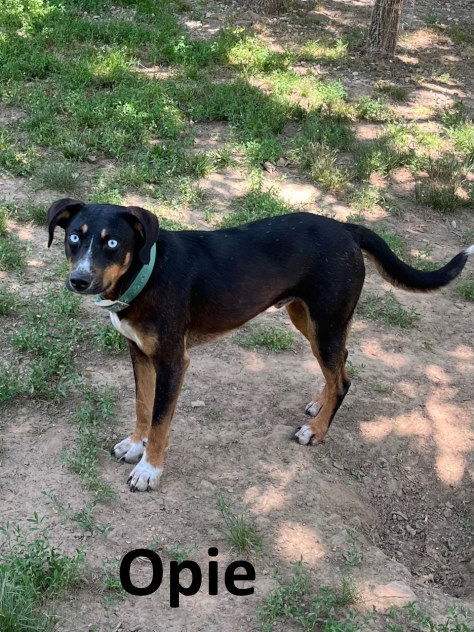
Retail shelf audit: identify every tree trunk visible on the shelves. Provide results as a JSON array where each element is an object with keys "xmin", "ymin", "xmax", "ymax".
[
  {"xmin": 366, "ymin": 0, "xmax": 405, "ymax": 57},
  {"xmin": 253, "ymin": 0, "xmax": 286, "ymax": 15}
]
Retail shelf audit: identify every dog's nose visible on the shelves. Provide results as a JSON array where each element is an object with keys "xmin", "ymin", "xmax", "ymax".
[{"xmin": 69, "ymin": 273, "xmax": 92, "ymax": 292}]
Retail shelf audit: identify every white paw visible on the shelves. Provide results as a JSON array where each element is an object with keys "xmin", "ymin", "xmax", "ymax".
[
  {"xmin": 112, "ymin": 437, "xmax": 145, "ymax": 463},
  {"xmin": 128, "ymin": 454, "xmax": 162, "ymax": 492},
  {"xmin": 294, "ymin": 424, "xmax": 315, "ymax": 445},
  {"xmin": 305, "ymin": 401, "xmax": 321, "ymax": 417}
]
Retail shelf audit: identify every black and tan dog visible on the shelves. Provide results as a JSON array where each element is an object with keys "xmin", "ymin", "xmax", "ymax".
[{"xmin": 47, "ymin": 199, "xmax": 473, "ymax": 492}]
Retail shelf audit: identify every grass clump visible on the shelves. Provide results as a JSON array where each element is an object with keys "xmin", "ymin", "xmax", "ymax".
[
  {"xmin": 454, "ymin": 279, "xmax": 474, "ymax": 302},
  {"xmin": 220, "ymin": 190, "xmax": 293, "ymax": 228},
  {"xmin": 387, "ymin": 602, "xmax": 473, "ymax": 632},
  {"xmin": 414, "ymin": 183, "xmax": 465, "ymax": 214},
  {"xmin": 239, "ymin": 325, "xmax": 295, "ymax": 352},
  {"xmin": 354, "ymin": 96, "xmax": 395, "ymax": 123},
  {"xmin": 0, "ymin": 130, "xmax": 38, "ymax": 176},
  {"xmin": 297, "ymin": 39, "xmax": 348, "ymax": 64},
  {"xmin": 258, "ymin": 559, "xmax": 359, "ymax": 632},
  {"xmin": 300, "ymin": 112, "xmax": 355, "ymax": 152},
  {"xmin": 62, "ymin": 386, "xmax": 117, "ymax": 501},
  {"xmin": 303, "ymin": 143, "xmax": 350, "ymax": 193},
  {"xmin": 0, "ymin": 514, "xmax": 84, "ymax": 632},
  {"xmin": 217, "ymin": 496, "xmax": 262, "ymax": 554},
  {"xmin": 35, "ymin": 162, "xmax": 82, "ymax": 195},
  {"xmin": 0, "ymin": 366, "xmax": 22, "ymax": 404},
  {"xmin": 0, "ymin": 233, "xmax": 27, "ymax": 272},
  {"xmin": 358, "ymin": 291, "xmax": 420, "ymax": 328},
  {"xmin": 0, "ymin": 288, "xmax": 18, "ymax": 315},
  {"xmin": 11, "ymin": 288, "xmax": 82, "ymax": 399},
  {"xmin": 95, "ymin": 324, "xmax": 128, "ymax": 354},
  {"xmin": 374, "ymin": 82, "xmax": 410, "ymax": 102}
]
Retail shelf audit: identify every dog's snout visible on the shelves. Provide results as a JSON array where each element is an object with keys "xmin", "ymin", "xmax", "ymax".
[{"xmin": 69, "ymin": 272, "xmax": 92, "ymax": 292}]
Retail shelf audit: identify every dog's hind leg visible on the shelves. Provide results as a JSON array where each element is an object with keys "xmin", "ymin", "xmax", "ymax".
[
  {"xmin": 291, "ymin": 306, "xmax": 351, "ymax": 444},
  {"xmin": 112, "ymin": 342, "xmax": 155, "ymax": 463}
]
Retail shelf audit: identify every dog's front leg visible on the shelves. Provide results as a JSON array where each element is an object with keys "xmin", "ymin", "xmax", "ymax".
[
  {"xmin": 112, "ymin": 342, "xmax": 155, "ymax": 463},
  {"xmin": 128, "ymin": 344, "xmax": 189, "ymax": 492}
]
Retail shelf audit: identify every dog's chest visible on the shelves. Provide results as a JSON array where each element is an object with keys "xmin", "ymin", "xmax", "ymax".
[{"xmin": 109, "ymin": 313, "xmax": 144, "ymax": 350}]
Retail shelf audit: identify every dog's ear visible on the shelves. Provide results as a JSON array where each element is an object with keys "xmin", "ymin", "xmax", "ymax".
[
  {"xmin": 124, "ymin": 206, "xmax": 160, "ymax": 265},
  {"xmin": 47, "ymin": 198, "xmax": 85, "ymax": 247}
]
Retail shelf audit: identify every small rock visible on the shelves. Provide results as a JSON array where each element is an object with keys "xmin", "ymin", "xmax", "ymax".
[
  {"xmin": 372, "ymin": 581, "xmax": 417, "ymax": 611},
  {"xmin": 191, "ymin": 400, "xmax": 205, "ymax": 407},
  {"xmin": 406, "ymin": 524, "xmax": 417, "ymax": 537},
  {"xmin": 444, "ymin": 508, "xmax": 452, "ymax": 518},
  {"xmin": 451, "ymin": 220, "xmax": 457, "ymax": 229},
  {"xmin": 276, "ymin": 157, "xmax": 288, "ymax": 167},
  {"xmin": 87, "ymin": 155, "xmax": 98, "ymax": 163},
  {"xmin": 445, "ymin": 501, "xmax": 454, "ymax": 509},
  {"xmin": 446, "ymin": 540, "xmax": 455, "ymax": 551},
  {"xmin": 332, "ymin": 462, "xmax": 344, "ymax": 470},
  {"xmin": 263, "ymin": 161, "xmax": 276, "ymax": 173}
]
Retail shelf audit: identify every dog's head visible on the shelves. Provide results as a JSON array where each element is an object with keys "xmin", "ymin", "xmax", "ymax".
[{"xmin": 47, "ymin": 199, "xmax": 159, "ymax": 296}]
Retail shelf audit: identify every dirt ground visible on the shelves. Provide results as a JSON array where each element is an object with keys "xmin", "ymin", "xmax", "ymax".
[{"xmin": 0, "ymin": 1, "xmax": 473, "ymax": 631}]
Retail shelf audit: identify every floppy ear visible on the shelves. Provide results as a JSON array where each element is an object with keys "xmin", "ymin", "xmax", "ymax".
[
  {"xmin": 125, "ymin": 206, "xmax": 160, "ymax": 265},
  {"xmin": 47, "ymin": 198, "xmax": 85, "ymax": 247}
]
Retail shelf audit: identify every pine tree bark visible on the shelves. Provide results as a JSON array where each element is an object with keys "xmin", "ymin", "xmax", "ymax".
[
  {"xmin": 366, "ymin": 0, "xmax": 405, "ymax": 57},
  {"xmin": 252, "ymin": 0, "xmax": 286, "ymax": 15}
]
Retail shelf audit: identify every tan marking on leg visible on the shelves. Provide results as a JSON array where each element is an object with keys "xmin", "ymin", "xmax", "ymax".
[{"xmin": 131, "ymin": 355, "xmax": 156, "ymax": 443}]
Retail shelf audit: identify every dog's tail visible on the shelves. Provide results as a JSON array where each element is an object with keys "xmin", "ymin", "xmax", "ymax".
[{"xmin": 344, "ymin": 223, "xmax": 473, "ymax": 292}]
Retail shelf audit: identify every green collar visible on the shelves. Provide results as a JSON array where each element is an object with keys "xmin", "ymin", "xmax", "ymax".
[{"xmin": 94, "ymin": 243, "xmax": 157, "ymax": 313}]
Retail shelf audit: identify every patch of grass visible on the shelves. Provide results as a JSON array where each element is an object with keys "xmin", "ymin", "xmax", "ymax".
[
  {"xmin": 11, "ymin": 288, "xmax": 82, "ymax": 399},
  {"xmin": 62, "ymin": 386, "xmax": 117, "ymax": 502},
  {"xmin": 343, "ymin": 530, "xmax": 364, "ymax": 569},
  {"xmin": 0, "ymin": 206, "xmax": 8, "ymax": 236},
  {"xmin": 300, "ymin": 112, "xmax": 355, "ymax": 151},
  {"xmin": 374, "ymin": 82, "xmax": 410, "ymax": 102},
  {"xmin": 11, "ymin": 202, "xmax": 49, "ymax": 225},
  {"xmin": 446, "ymin": 26, "xmax": 474, "ymax": 46},
  {"xmin": 352, "ymin": 135, "xmax": 415, "ymax": 181},
  {"xmin": 450, "ymin": 122, "xmax": 474, "ymax": 157},
  {"xmin": 258, "ymin": 560, "xmax": 359, "ymax": 632},
  {"xmin": 387, "ymin": 602, "xmax": 473, "ymax": 632},
  {"xmin": 217, "ymin": 496, "xmax": 262, "ymax": 555},
  {"xmin": 95, "ymin": 324, "xmax": 128, "ymax": 354},
  {"xmin": 454, "ymin": 279, "xmax": 474, "ymax": 302},
  {"xmin": 169, "ymin": 543, "xmax": 198, "ymax": 564},
  {"xmin": 0, "ymin": 233, "xmax": 27, "ymax": 272},
  {"xmin": 0, "ymin": 366, "xmax": 22, "ymax": 404},
  {"xmin": 43, "ymin": 493, "xmax": 113, "ymax": 537},
  {"xmin": 354, "ymin": 96, "xmax": 395, "ymax": 123},
  {"xmin": 100, "ymin": 560, "xmax": 125, "ymax": 605},
  {"xmin": 35, "ymin": 162, "xmax": 82, "ymax": 195},
  {"xmin": 306, "ymin": 143, "xmax": 351, "ymax": 193},
  {"xmin": 0, "ymin": 130, "xmax": 38, "ymax": 176},
  {"xmin": 414, "ymin": 182, "xmax": 465, "ymax": 214},
  {"xmin": 238, "ymin": 325, "xmax": 295, "ymax": 352},
  {"xmin": 358, "ymin": 291, "xmax": 420, "ymax": 329},
  {"xmin": 348, "ymin": 185, "xmax": 383, "ymax": 213},
  {"xmin": 0, "ymin": 514, "xmax": 84, "ymax": 632},
  {"xmin": 220, "ymin": 190, "xmax": 293, "ymax": 228},
  {"xmin": 0, "ymin": 287, "xmax": 18, "ymax": 315},
  {"xmin": 297, "ymin": 39, "xmax": 348, "ymax": 64}
]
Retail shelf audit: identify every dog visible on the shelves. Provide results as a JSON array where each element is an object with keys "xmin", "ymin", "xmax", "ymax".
[{"xmin": 47, "ymin": 198, "xmax": 473, "ymax": 492}]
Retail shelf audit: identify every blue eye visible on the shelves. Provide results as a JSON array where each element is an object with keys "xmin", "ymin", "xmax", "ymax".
[
  {"xmin": 107, "ymin": 239, "xmax": 118, "ymax": 249},
  {"xmin": 69, "ymin": 234, "xmax": 80, "ymax": 244}
]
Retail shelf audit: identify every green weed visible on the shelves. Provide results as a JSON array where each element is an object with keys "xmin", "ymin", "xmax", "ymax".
[
  {"xmin": 355, "ymin": 96, "xmax": 395, "ymax": 123},
  {"xmin": 100, "ymin": 560, "xmax": 125, "ymax": 604},
  {"xmin": 0, "ymin": 287, "xmax": 18, "ymax": 315},
  {"xmin": 374, "ymin": 82, "xmax": 410, "ymax": 102},
  {"xmin": 238, "ymin": 325, "xmax": 295, "ymax": 352},
  {"xmin": 454, "ymin": 279, "xmax": 474, "ymax": 302},
  {"xmin": 62, "ymin": 386, "xmax": 117, "ymax": 501},
  {"xmin": 220, "ymin": 190, "xmax": 293, "ymax": 228},
  {"xmin": 258, "ymin": 559, "xmax": 359, "ymax": 632},
  {"xmin": 0, "ymin": 366, "xmax": 22, "ymax": 404},
  {"xmin": 217, "ymin": 496, "xmax": 262, "ymax": 554},
  {"xmin": 414, "ymin": 183, "xmax": 465, "ymax": 214},
  {"xmin": 0, "ymin": 130, "xmax": 38, "ymax": 176},
  {"xmin": 0, "ymin": 514, "xmax": 84, "ymax": 632},
  {"xmin": 0, "ymin": 233, "xmax": 27, "ymax": 272},
  {"xmin": 358, "ymin": 292, "xmax": 420, "ymax": 328},
  {"xmin": 95, "ymin": 324, "xmax": 128, "ymax": 354},
  {"xmin": 35, "ymin": 162, "xmax": 82, "ymax": 195},
  {"xmin": 169, "ymin": 543, "xmax": 198, "ymax": 564},
  {"xmin": 306, "ymin": 143, "xmax": 350, "ymax": 193},
  {"xmin": 387, "ymin": 602, "xmax": 473, "ymax": 632}
]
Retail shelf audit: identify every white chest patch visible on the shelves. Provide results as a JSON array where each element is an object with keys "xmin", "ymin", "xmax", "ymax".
[{"xmin": 110, "ymin": 312, "xmax": 144, "ymax": 350}]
